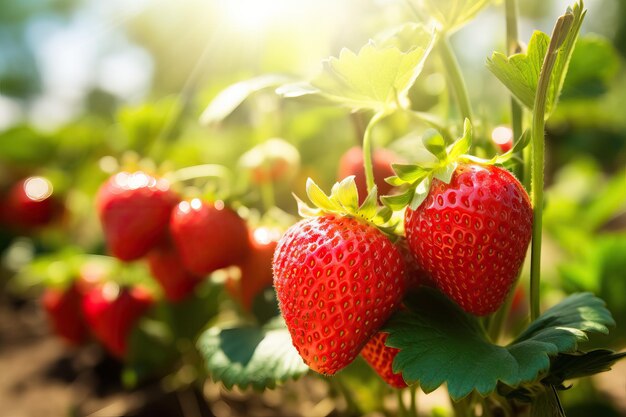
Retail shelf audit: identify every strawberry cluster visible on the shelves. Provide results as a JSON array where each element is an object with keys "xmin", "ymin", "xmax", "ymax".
[
  {"xmin": 43, "ymin": 169, "xmax": 278, "ymax": 359},
  {"xmin": 272, "ymin": 124, "xmax": 532, "ymax": 387}
]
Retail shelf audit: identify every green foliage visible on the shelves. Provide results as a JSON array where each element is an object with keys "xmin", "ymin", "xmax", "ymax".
[
  {"xmin": 0, "ymin": 125, "xmax": 56, "ymax": 165},
  {"xmin": 486, "ymin": 1, "xmax": 586, "ymax": 118},
  {"xmin": 278, "ymin": 27, "xmax": 435, "ymax": 114},
  {"xmin": 561, "ymin": 35, "xmax": 621, "ymax": 100},
  {"xmin": 197, "ymin": 317, "xmax": 309, "ymax": 391},
  {"xmin": 409, "ymin": 0, "xmax": 492, "ymax": 33},
  {"xmin": 384, "ymin": 288, "xmax": 614, "ymax": 401}
]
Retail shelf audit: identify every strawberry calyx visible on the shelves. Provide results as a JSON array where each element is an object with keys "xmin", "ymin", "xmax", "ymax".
[
  {"xmin": 382, "ymin": 119, "xmax": 529, "ymax": 211},
  {"xmin": 294, "ymin": 176, "xmax": 398, "ymax": 236}
]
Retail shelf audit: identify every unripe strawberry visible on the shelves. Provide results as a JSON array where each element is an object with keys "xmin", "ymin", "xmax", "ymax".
[
  {"xmin": 360, "ymin": 331, "xmax": 407, "ymax": 389},
  {"xmin": 96, "ymin": 171, "xmax": 179, "ymax": 261},
  {"xmin": 404, "ymin": 163, "xmax": 532, "ymax": 316},
  {"xmin": 170, "ymin": 199, "xmax": 250, "ymax": 276},
  {"xmin": 273, "ymin": 215, "xmax": 406, "ymax": 375}
]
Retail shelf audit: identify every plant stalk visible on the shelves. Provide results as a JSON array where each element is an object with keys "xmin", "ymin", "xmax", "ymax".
[
  {"xmin": 529, "ymin": 14, "xmax": 574, "ymax": 321},
  {"xmin": 437, "ymin": 35, "xmax": 473, "ymax": 123},
  {"xmin": 362, "ymin": 111, "xmax": 386, "ymax": 194},
  {"xmin": 505, "ymin": 0, "xmax": 525, "ymax": 181}
]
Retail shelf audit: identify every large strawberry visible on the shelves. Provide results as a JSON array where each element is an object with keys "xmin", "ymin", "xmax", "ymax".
[
  {"xmin": 226, "ymin": 226, "xmax": 281, "ymax": 311},
  {"xmin": 338, "ymin": 146, "xmax": 398, "ymax": 204},
  {"xmin": 170, "ymin": 199, "xmax": 250, "ymax": 276},
  {"xmin": 42, "ymin": 283, "xmax": 89, "ymax": 346},
  {"xmin": 273, "ymin": 178, "xmax": 406, "ymax": 375},
  {"xmin": 96, "ymin": 171, "xmax": 179, "ymax": 261},
  {"xmin": 147, "ymin": 243, "xmax": 204, "ymax": 302},
  {"xmin": 384, "ymin": 122, "xmax": 532, "ymax": 316},
  {"xmin": 360, "ymin": 331, "xmax": 407, "ymax": 389},
  {"xmin": 82, "ymin": 283, "xmax": 154, "ymax": 358}
]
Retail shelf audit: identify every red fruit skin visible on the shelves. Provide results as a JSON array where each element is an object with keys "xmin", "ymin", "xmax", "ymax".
[
  {"xmin": 3, "ymin": 177, "xmax": 61, "ymax": 229},
  {"xmin": 273, "ymin": 215, "xmax": 406, "ymax": 375},
  {"xmin": 147, "ymin": 243, "xmax": 204, "ymax": 302},
  {"xmin": 405, "ymin": 164, "xmax": 532, "ymax": 316},
  {"xmin": 395, "ymin": 237, "xmax": 433, "ymax": 290},
  {"xmin": 42, "ymin": 284, "xmax": 89, "ymax": 346},
  {"xmin": 360, "ymin": 332, "xmax": 407, "ymax": 389},
  {"xmin": 226, "ymin": 228, "xmax": 279, "ymax": 311},
  {"xmin": 96, "ymin": 172, "xmax": 179, "ymax": 261},
  {"xmin": 170, "ymin": 200, "xmax": 250, "ymax": 276},
  {"xmin": 338, "ymin": 147, "xmax": 397, "ymax": 204},
  {"xmin": 82, "ymin": 285, "xmax": 154, "ymax": 358}
]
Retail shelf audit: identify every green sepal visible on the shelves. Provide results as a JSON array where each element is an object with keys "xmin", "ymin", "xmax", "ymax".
[
  {"xmin": 391, "ymin": 163, "xmax": 432, "ymax": 183},
  {"xmin": 447, "ymin": 118, "xmax": 472, "ymax": 160},
  {"xmin": 408, "ymin": 177, "xmax": 431, "ymax": 210},
  {"xmin": 422, "ymin": 129, "xmax": 447, "ymax": 161},
  {"xmin": 381, "ymin": 188, "xmax": 416, "ymax": 211},
  {"xmin": 294, "ymin": 176, "xmax": 399, "ymax": 235}
]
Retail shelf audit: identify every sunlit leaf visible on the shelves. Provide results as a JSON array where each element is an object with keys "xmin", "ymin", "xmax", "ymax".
[
  {"xmin": 411, "ymin": 0, "xmax": 492, "ymax": 33},
  {"xmin": 200, "ymin": 74, "xmax": 293, "ymax": 125},
  {"xmin": 486, "ymin": 1, "xmax": 586, "ymax": 118}
]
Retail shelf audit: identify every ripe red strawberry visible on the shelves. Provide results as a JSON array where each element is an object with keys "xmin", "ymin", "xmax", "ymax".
[
  {"xmin": 395, "ymin": 237, "xmax": 432, "ymax": 290},
  {"xmin": 170, "ymin": 199, "xmax": 250, "ymax": 276},
  {"xmin": 3, "ymin": 176, "xmax": 61, "ymax": 229},
  {"xmin": 42, "ymin": 284, "xmax": 89, "ymax": 346},
  {"xmin": 273, "ymin": 215, "xmax": 406, "ymax": 375},
  {"xmin": 404, "ymin": 163, "xmax": 532, "ymax": 316},
  {"xmin": 338, "ymin": 146, "xmax": 398, "ymax": 204},
  {"xmin": 82, "ymin": 283, "xmax": 154, "ymax": 358},
  {"xmin": 226, "ymin": 227, "xmax": 280, "ymax": 311},
  {"xmin": 147, "ymin": 243, "xmax": 204, "ymax": 302},
  {"xmin": 96, "ymin": 171, "xmax": 179, "ymax": 261},
  {"xmin": 360, "ymin": 331, "xmax": 407, "ymax": 389}
]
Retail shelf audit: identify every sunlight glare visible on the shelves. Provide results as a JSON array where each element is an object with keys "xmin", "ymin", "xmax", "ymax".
[{"xmin": 218, "ymin": 0, "xmax": 297, "ymax": 34}]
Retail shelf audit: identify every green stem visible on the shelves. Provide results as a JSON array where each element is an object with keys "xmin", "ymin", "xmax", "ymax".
[
  {"xmin": 487, "ymin": 278, "xmax": 517, "ymax": 342},
  {"xmin": 530, "ymin": 14, "xmax": 574, "ymax": 321},
  {"xmin": 397, "ymin": 390, "xmax": 408, "ymax": 417},
  {"xmin": 505, "ymin": 0, "xmax": 525, "ymax": 181},
  {"xmin": 437, "ymin": 35, "xmax": 473, "ymax": 123},
  {"xmin": 362, "ymin": 111, "xmax": 386, "ymax": 194},
  {"xmin": 409, "ymin": 385, "xmax": 418, "ymax": 417},
  {"xmin": 331, "ymin": 377, "xmax": 361, "ymax": 416}
]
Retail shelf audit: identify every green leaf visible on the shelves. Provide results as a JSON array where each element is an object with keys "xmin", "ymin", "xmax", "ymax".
[
  {"xmin": 197, "ymin": 319, "xmax": 308, "ymax": 391},
  {"xmin": 200, "ymin": 74, "xmax": 293, "ymax": 125},
  {"xmin": 285, "ymin": 35, "xmax": 434, "ymax": 113},
  {"xmin": 486, "ymin": 1, "xmax": 585, "ymax": 118},
  {"xmin": 385, "ymin": 289, "xmax": 615, "ymax": 401},
  {"xmin": 306, "ymin": 178, "xmax": 340, "ymax": 213},
  {"xmin": 432, "ymin": 162, "xmax": 457, "ymax": 184},
  {"xmin": 333, "ymin": 176, "xmax": 360, "ymax": 213},
  {"xmin": 381, "ymin": 188, "xmax": 416, "ymax": 211},
  {"xmin": 542, "ymin": 349, "xmax": 626, "ymax": 388},
  {"xmin": 410, "ymin": 0, "xmax": 492, "ymax": 33}
]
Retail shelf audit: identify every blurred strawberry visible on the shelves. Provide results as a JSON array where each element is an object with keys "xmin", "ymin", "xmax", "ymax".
[
  {"xmin": 226, "ymin": 226, "xmax": 281, "ymax": 311},
  {"xmin": 96, "ymin": 171, "xmax": 179, "ymax": 261},
  {"xmin": 170, "ymin": 199, "xmax": 250, "ymax": 276},
  {"xmin": 82, "ymin": 283, "xmax": 154, "ymax": 358},
  {"xmin": 491, "ymin": 126, "xmax": 513, "ymax": 153},
  {"xmin": 42, "ymin": 284, "xmax": 89, "ymax": 346},
  {"xmin": 2, "ymin": 176, "xmax": 61, "ymax": 229},
  {"xmin": 337, "ymin": 146, "xmax": 398, "ymax": 204},
  {"xmin": 147, "ymin": 243, "xmax": 204, "ymax": 302},
  {"xmin": 239, "ymin": 138, "xmax": 300, "ymax": 184}
]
